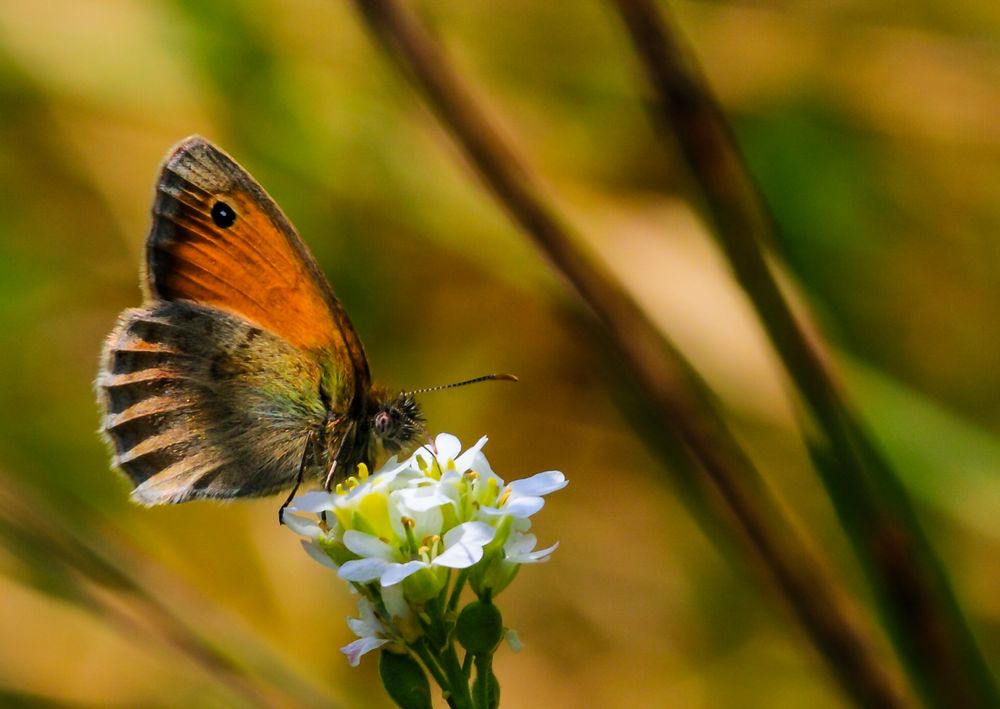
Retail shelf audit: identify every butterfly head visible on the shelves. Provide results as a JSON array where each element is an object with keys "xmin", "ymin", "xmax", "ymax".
[
  {"xmin": 370, "ymin": 390, "xmax": 425, "ymax": 453},
  {"xmin": 366, "ymin": 373, "xmax": 518, "ymax": 457}
]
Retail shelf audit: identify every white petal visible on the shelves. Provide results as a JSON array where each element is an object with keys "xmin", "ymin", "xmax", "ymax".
[
  {"xmin": 509, "ymin": 471, "xmax": 567, "ymax": 497},
  {"xmin": 409, "ymin": 509, "xmax": 445, "ymax": 546},
  {"xmin": 511, "ymin": 516, "xmax": 532, "ymax": 533},
  {"xmin": 434, "ymin": 522, "xmax": 495, "ymax": 569},
  {"xmin": 302, "ymin": 540, "xmax": 339, "ymax": 569},
  {"xmin": 503, "ymin": 532, "xmax": 560, "ymax": 563},
  {"xmin": 286, "ymin": 491, "xmax": 335, "ymax": 513},
  {"xmin": 434, "ymin": 433, "xmax": 462, "ymax": 462},
  {"xmin": 343, "ymin": 530, "xmax": 396, "ymax": 560},
  {"xmin": 434, "ymin": 544, "xmax": 484, "ymax": 568},
  {"xmin": 505, "ymin": 628, "xmax": 523, "ymax": 653},
  {"xmin": 358, "ymin": 597, "xmax": 382, "ymax": 627},
  {"xmin": 470, "ymin": 450, "xmax": 500, "ymax": 478},
  {"xmin": 281, "ymin": 511, "xmax": 323, "ymax": 539},
  {"xmin": 374, "ymin": 454, "xmax": 401, "ymax": 473},
  {"xmin": 504, "ymin": 532, "xmax": 538, "ymax": 556},
  {"xmin": 531, "ymin": 541, "xmax": 560, "ymax": 558},
  {"xmin": 381, "ymin": 560, "xmax": 427, "ymax": 586},
  {"xmin": 397, "ymin": 485, "xmax": 453, "ymax": 512},
  {"xmin": 444, "ymin": 521, "xmax": 496, "ymax": 547},
  {"xmin": 339, "ymin": 557, "xmax": 393, "ymax": 582},
  {"xmin": 390, "ymin": 494, "xmax": 444, "ymax": 541},
  {"xmin": 341, "ymin": 479, "xmax": 373, "ymax": 501},
  {"xmin": 437, "ymin": 469, "xmax": 464, "ymax": 486},
  {"xmin": 382, "ymin": 584, "xmax": 409, "ymax": 618},
  {"xmin": 478, "ymin": 497, "xmax": 543, "ymax": 519},
  {"xmin": 341, "ymin": 637, "xmax": 390, "ymax": 667},
  {"xmin": 347, "ymin": 615, "xmax": 381, "ymax": 638},
  {"xmin": 371, "ymin": 459, "xmax": 422, "ymax": 490},
  {"xmin": 453, "ymin": 435, "xmax": 488, "ymax": 472},
  {"xmin": 473, "ymin": 457, "xmax": 505, "ymax": 494},
  {"xmin": 513, "ymin": 542, "xmax": 559, "ymax": 564},
  {"xmin": 502, "ymin": 497, "xmax": 545, "ymax": 518}
]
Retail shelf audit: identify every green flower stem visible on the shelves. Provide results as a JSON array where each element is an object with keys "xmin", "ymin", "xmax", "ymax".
[
  {"xmin": 473, "ymin": 654, "xmax": 493, "ymax": 709},
  {"xmin": 411, "ymin": 640, "xmax": 451, "ymax": 700},
  {"xmin": 439, "ymin": 643, "xmax": 475, "ymax": 709},
  {"xmin": 448, "ymin": 569, "xmax": 470, "ymax": 613},
  {"xmin": 421, "ymin": 600, "xmax": 447, "ymax": 652}
]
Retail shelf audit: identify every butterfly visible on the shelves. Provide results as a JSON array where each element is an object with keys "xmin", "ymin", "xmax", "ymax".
[{"xmin": 96, "ymin": 136, "xmax": 511, "ymax": 514}]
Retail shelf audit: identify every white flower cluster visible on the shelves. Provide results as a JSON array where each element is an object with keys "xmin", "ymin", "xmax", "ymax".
[{"xmin": 282, "ymin": 433, "xmax": 566, "ymax": 665}]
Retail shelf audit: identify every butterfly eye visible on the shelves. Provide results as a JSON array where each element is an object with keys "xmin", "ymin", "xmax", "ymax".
[
  {"xmin": 211, "ymin": 201, "xmax": 236, "ymax": 228},
  {"xmin": 374, "ymin": 410, "xmax": 393, "ymax": 437}
]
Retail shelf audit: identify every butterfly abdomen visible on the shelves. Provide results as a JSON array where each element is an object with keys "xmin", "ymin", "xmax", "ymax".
[{"xmin": 97, "ymin": 300, "xmax": 328, "ymax": 504}]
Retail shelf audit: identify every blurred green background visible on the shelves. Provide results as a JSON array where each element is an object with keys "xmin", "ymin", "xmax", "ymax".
[{"xmin": 3, "ymin": 0, "xmax": 1000, "ymax": 706}]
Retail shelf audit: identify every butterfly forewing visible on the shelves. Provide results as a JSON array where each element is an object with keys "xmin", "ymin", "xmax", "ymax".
[{"xmin": 148, "ymin": 136, "xmax": 370, "ymax": 394}]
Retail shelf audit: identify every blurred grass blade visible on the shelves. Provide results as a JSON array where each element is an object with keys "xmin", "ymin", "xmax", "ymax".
[
  {"xmin": 0, "ymin": 474, "xmax": 340, "ymax": 708},
  {"xmin": 347, "ymin": 1, "xmax": 909, "ymax": 706},
  {"xmin": 0, "ymin": 688, "xmax": 87, "ymax": 709},
  {"xmin": 607, "ymin": 0, "xmax": 999, "ymax": 706},
  {"xmin": 848, "ymin": 359, "xmax": 1000, "ymax": 543}
]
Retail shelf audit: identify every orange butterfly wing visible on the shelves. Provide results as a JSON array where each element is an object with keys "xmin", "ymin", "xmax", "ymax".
[{"xmin": 146, "ymin": 136, "xmax": 370, "ymax": 400}]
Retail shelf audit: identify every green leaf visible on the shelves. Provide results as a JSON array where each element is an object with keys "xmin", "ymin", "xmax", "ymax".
[{"xmin": 379, "ymin": 650, "xmax": 432, "ymax": 709}]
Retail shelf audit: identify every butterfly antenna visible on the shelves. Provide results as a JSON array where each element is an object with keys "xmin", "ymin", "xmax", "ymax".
[{"xmin": 405, "ymin": 373, "xmax": 519, "ymax": 396}]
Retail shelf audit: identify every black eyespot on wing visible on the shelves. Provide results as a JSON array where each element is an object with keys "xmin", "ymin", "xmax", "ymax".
[{"xmin": 211, "ymin": 201, "xmax": 236, "ymax": 228}]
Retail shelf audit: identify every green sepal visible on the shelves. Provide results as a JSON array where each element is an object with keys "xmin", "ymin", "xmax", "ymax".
[
  {"xmin": 469, "ymin": 516, "xmax": 515, "ymax": 598},
  {"xmin": 403, "ymin": 565, "xmax": 448, "ymax": 603},
  {"xmin": 316, "ymin": 537, "xmax": 354, "ymax": 566},
  {"xmin": 379, "ymin": 649, "xmax": 432, "ymax": 709}
]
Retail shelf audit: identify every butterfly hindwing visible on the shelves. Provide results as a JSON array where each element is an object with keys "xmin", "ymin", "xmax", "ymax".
[{"xmin": 98, "ymin": 300, "xmax": 326, "ymax": 504}]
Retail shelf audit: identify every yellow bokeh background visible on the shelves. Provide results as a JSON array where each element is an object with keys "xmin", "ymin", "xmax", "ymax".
[{"xmin": 3, "ymin": 1, "xmax": 1000, "ymax": 706}]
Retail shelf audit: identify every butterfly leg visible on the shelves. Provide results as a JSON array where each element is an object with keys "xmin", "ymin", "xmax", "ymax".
[
  {"xmin": 323, "ymin": 461, "xmax": 338, "ymax": 492},
  {"xmin": 324, "ymin": 421, "xmax": 356, "ymax": 490},
  {"xmin": 278, "ymin": 433, "xmax": 314, "ymax": 525}
]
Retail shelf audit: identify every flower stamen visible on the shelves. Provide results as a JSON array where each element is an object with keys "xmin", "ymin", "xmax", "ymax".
[{"xmin": 402, "ymin": 516, "xmax": 419, "ymax": 554}]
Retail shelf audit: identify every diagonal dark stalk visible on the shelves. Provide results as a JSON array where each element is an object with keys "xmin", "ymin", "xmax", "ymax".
[
  {"xmin": 608, "ymin": 1, "xmax": 999, "ymax": 706},
  {"xmin": 348, "ymin": 1, "xmax": 908, "ymax": 706}
]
